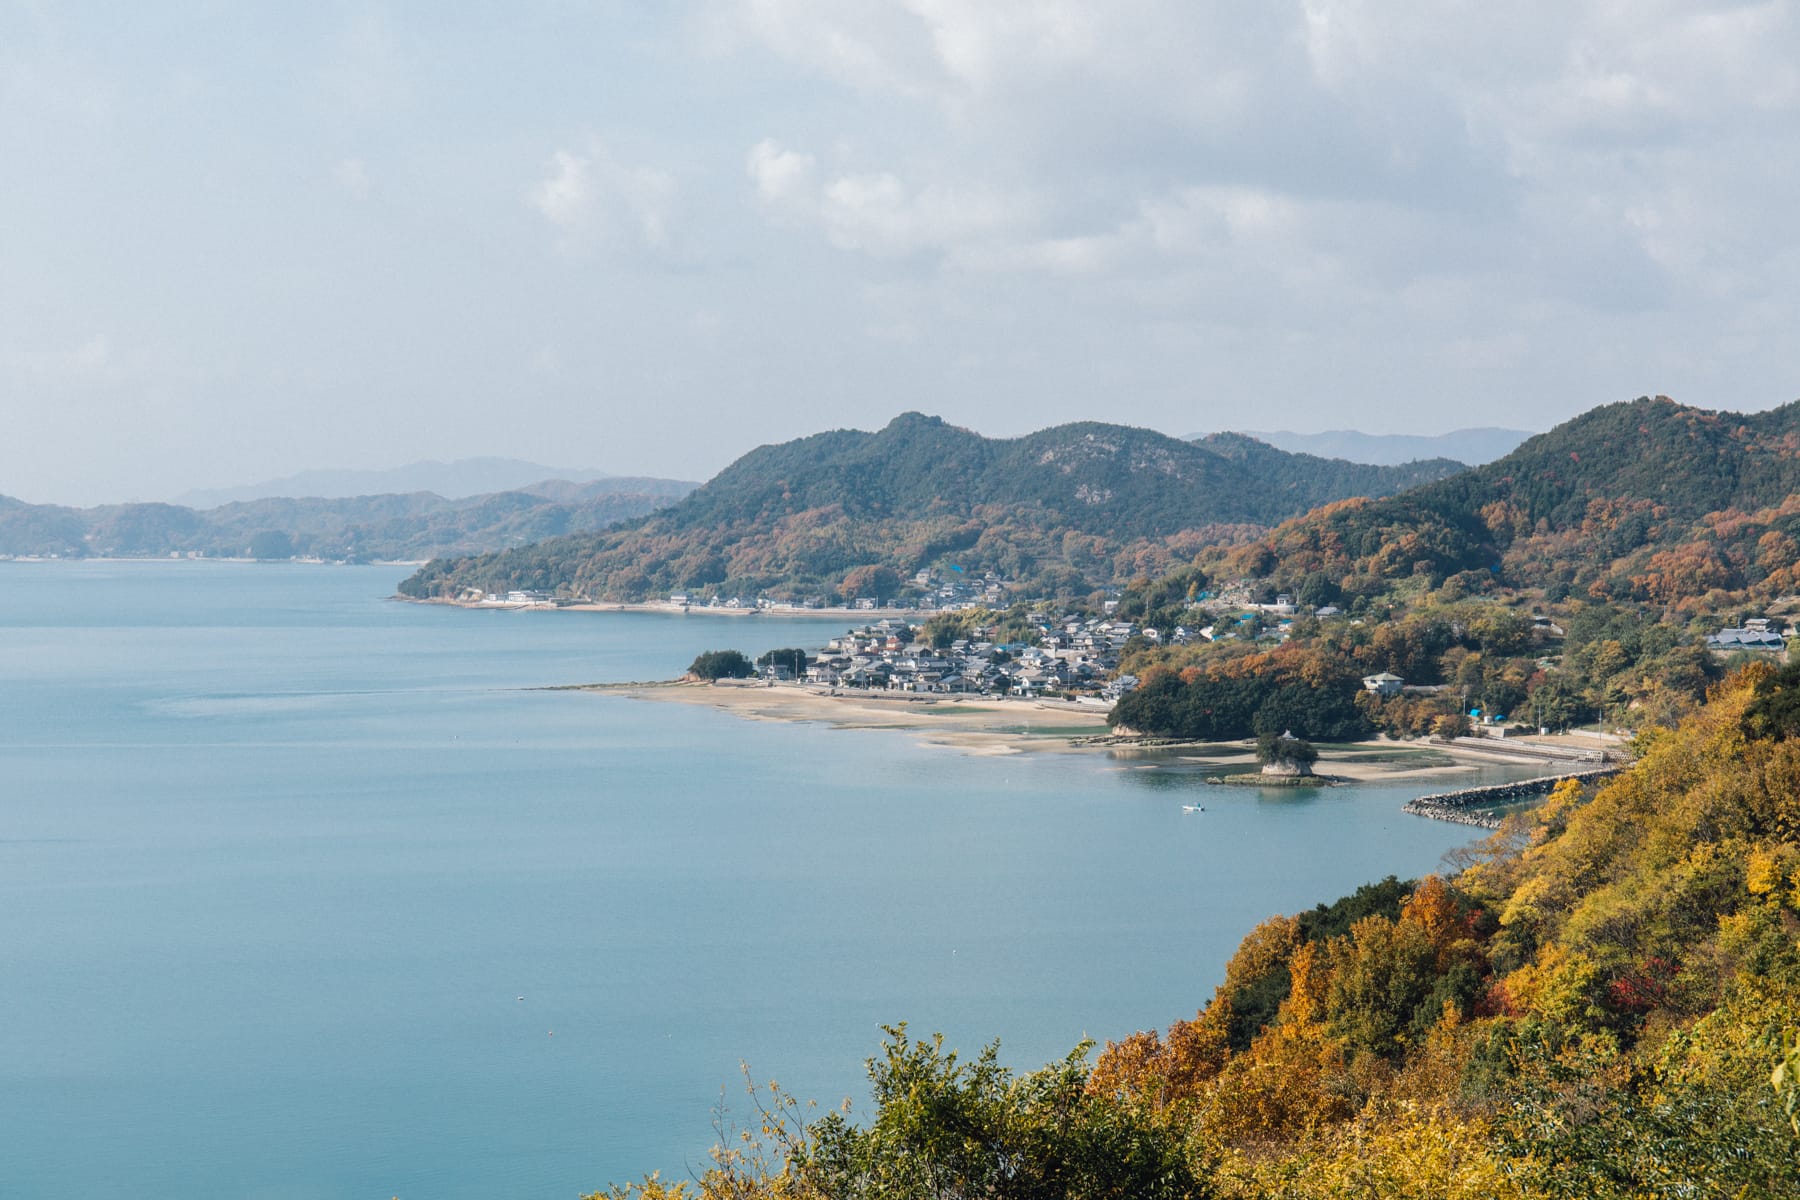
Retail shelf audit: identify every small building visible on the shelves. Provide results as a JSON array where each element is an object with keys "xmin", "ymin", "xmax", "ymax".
[
  {"xmin": 1102, "ymin": 674, "xmax": 1139, "ymax": 700},
  {"xmin": 1362, "ymin": 671, "xmax": 1404, "ymax": 697},
  {"xmin": 1706, "ymin": 628, "xmax": 1786, "ymax": 653}
]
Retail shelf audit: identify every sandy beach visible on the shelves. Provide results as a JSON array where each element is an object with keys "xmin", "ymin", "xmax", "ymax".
[
  {"xmin": 576, "ymin": 679, "xmax": 1604, "ymax": 780},
  {"xmin": 585, "ymin": 679, "xmax": 1112, "ymax": 756}
]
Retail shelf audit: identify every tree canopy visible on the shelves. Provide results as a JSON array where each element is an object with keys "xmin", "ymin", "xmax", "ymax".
[
  {"xmin": 755, "ymin": 648, "xmax": 809, "ymax": 675},
  {"xmin": 687, "ymin": 649, "xmax": 753, "ymax": 680}
]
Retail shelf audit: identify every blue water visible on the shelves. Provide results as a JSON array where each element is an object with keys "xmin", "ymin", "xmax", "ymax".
[{"xmin": 0, "ymin": 562, "xmax": 1524, "ymax": 1198}]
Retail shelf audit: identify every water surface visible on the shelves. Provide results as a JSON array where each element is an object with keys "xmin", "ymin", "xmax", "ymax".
[{"xmin": 0, "ymin": 562, "xmax": 1530, "ymax": 1198}]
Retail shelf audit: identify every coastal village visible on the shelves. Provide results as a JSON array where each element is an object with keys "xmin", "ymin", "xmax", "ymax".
[
  {"xmin": 771, "ymin": 592, "xmax": 1334, "ymax": 701},
  {"xmin": 776, "ymin": 614, "xmax": 1143, "ymax": 700},
  {"xmin": 473, "ymin": 570, "xmax": 1798, "ymax": 715},
  {"xmin": 740, "ymin": 586, "xmax": 1795, "ymax": 700}
]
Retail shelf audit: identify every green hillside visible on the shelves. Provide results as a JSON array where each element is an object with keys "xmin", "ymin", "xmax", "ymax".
[{"xmin": 398, "ymin": 414, "xmax": 1465, "ymax": 602}]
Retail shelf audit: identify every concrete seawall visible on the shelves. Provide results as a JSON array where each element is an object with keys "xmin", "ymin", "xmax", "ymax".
[{"xmin": 1402, "ymin": 767, "xmax": 1623, "ymax": 829}]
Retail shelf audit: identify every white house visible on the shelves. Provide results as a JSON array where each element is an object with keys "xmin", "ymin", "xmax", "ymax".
[{"xmin": 1362, "ymin": 671, "xmax": 1404, "ymax": 697}]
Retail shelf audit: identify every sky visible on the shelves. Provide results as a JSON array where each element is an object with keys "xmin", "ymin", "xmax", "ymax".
[{"xmin": 4, "ymin": 1, "xmax": 1799, "ymax": 505}]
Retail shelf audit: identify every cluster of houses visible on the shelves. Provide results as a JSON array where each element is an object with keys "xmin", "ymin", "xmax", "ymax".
[
  {"xmin": 473, "ymin": 589, "xmax": 553, "ymax": 608},
  {"xmin": 769, "ymin": 615, "xmax": 1154, "ymax": 699},
  {"xmin": 1705, "ymin": 618, "xmax": 1790, "ymax": 655},
  {"xmin": 907, "ymin": 568, "xmax": 1014, "ymax": 610}
]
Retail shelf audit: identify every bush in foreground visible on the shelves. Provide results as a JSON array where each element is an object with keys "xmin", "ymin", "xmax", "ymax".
[{"xmin": 592, "ymin": 1026, "xmax": 1209, "ymax": 1200}]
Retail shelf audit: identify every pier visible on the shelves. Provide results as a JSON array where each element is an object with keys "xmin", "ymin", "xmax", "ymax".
[{"xmin": 1402, "ymin": 767, "xmax": 1623, "ymax": 828}]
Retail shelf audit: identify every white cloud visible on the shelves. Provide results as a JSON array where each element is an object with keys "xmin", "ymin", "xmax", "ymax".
[
  {"xmin": 719, "ymin": 0, "xmax": 1800, "ymax": 329},
  {"xmin": 532, "ymin": 150, "xmax": 593, "ymax": 229},
  {"xmin": 747, "ymin": 138, "xmax": 816, "ymax": 207},
  {"xmin": 819, "ymin": 172, "xmax": 1018, "ymax": 257},
  {"xmin": 529, "ymin": 141, "xmax": 677, "ymax": 252},
  {"xmin": 748, "ymin": 138, "xmax": 1023, "ymax": 257}
]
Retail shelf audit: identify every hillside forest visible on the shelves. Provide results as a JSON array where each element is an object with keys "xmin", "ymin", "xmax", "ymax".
[
  {"xmin": 1103, "ymin": 397, "xmax": 1800, "ymax": 743},
  {"xmin": 398, "ymin": 415, "xmax": 1465, "ymax": 604},
  {"xmin": 1104, "ymin": 567, "xmax": 1730, "ymax": 743}
]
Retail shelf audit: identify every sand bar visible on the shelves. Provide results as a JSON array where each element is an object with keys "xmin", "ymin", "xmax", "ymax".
[
  {"xmin": 573, "ymin": 679, "xmax": 1584, "ymax": 780},
  {"xmin": 583, "ymin": 679, "xmax": 1110, "ymax": 756}
]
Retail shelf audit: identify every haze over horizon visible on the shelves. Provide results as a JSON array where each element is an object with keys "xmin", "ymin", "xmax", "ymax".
[{"xmin": 5, "ymin": 3, "xmax": 1798, "ymax": 506}]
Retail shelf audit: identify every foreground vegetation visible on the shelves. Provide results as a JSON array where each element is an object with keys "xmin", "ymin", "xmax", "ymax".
[{"xmin": 596, "ymin": 665, "xmax": 1800, "ymax": 1198}]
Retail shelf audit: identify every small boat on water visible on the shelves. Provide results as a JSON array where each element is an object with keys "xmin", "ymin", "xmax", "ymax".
[{"xmin": 1182, "ymin": 804, "xmax": 1205, "ymax": 813}]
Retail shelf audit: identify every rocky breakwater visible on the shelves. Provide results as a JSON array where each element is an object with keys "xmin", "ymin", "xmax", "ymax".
[{"xmin": 1402, "ymin": 768, "xmax": 1623, "ymax": 828}]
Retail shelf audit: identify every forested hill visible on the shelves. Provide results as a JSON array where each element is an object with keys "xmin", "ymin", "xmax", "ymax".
[
  {"xmin": 1201, "ymin": 395, "xmax": 1800, "ymax": 608},
  {"xmin": 1415, "ymin": 395, "xmax": 1800, "ymax": 530},
  {"xmin": 0, "ymin": 477, "xmax": 694, "ymax": 563},
  {"xmin": 397, "ymin": 414, "xmax": 1465, "ymax": 603},
  {"xmin": 666, "ymin": 418, "xmax": 1457, "ymax": 536}
]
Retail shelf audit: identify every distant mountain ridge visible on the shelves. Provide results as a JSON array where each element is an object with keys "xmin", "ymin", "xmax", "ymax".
[
  {"xmin": 174, "ymin": 457, "xmax": 637, "ymax": 508},
  {"xmin": 0, "ymin": 476, "xmax": 697, "ymax": 562},
  {"xmin": 1203, "ymin": 427, "xmax": 1535, "ymax": 467},
  {"xmin": 398, "ymin": 413, "xmax": 1468, "ymax": 603}
]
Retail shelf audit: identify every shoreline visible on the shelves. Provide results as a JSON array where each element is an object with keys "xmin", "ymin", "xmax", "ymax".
[
  {"xmin": 573, "ymin": 678, "xmax": 1589, "ymax": 779},
  {"xmin": 402, "ymin": 595, "xmax": 935, "ymax": 618},
  {"xmin": 1, "ymin": 555, "xmax": 428, "ymax": 566},
  {"xmin": 580, "ymin": 679, "xmax": 1109, "ymax": 756}
]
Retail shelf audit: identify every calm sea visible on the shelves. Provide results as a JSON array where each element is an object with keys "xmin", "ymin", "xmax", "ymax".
[{"xmin": 1, "ymin": 562, "xmax": 1527, "ymax": 1198}]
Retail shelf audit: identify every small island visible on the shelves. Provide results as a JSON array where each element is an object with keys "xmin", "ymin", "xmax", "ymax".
[{"xmin": 1252, "ymin": 730, "xmax": 1334, "ymax": 785}]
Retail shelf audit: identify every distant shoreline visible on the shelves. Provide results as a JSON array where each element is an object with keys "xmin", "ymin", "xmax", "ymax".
[
  {"xmin": 0, "ymin": 555, "xmax": 429, "ymax": 566},
  {"xmin": 402, "ymin": 595, "xmax": 927, "ymax": 618}
]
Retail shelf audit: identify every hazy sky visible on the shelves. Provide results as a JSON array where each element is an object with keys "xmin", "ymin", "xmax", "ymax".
[{"xmin": 4, "ymin": 2, "xmax": 1799, "ymax": 505}]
